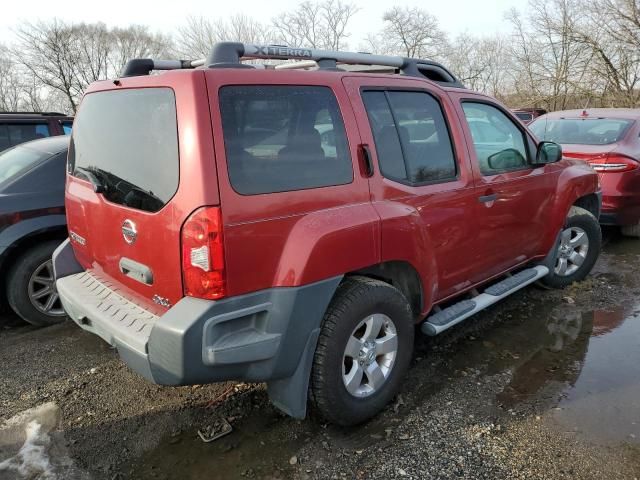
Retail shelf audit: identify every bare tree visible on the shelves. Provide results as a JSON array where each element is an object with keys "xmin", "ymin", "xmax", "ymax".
[
  {"xmin": 12, "ymin": 20, "xmax": 173, "ymax": 113},
  {"xmin": 175, "ymin": 15, "xmax": 271, "ymax": 58},
  {"xmin": 0, "ymin": 44, "xmax": 23, "ymax": 111},
  {"xmin": 365, "ymin": 7, "xmax": 447, "ymax": 59},
  {"xmin": 272, "ymin": 0, "xmax": 359, "ymax": 49}
]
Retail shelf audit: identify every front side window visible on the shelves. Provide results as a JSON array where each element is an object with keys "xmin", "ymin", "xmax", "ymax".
[
  {"xmin": 219, "ymin": 86, "xmax": 353, "ymax": 195},
  {"xmin": 362, "ymin": 90, "xmax": 457, "ymax": 184},
  {"xmin": 0, "ymin": 123, "xmax": 51, "ymax": 151},
  {"xmin": 462, "ymin": 103, "xmax": 529, "ymax": 175},
  {"xmin": 61, "ymin": 121, "xmax": 73, "ymax": 135}
]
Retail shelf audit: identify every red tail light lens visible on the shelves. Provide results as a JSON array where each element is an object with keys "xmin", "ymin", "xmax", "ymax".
[
  {"xmin": 589, "ymin": 154, "xmax": 638, "ymax": 173},
  {"xmin": 181, "ymin": 207, "xmax": 225, "ymax": 300}
]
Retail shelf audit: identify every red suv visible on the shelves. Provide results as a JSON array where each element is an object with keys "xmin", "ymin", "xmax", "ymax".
[{"xmin": 53, "ymin": 43, "xmax": 602, "ymax": 426}]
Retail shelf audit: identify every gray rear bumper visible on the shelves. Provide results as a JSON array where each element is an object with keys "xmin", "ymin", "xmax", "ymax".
[{"xmin": 53, "ymin": 239, "xmax": 341, "ymax": 418}]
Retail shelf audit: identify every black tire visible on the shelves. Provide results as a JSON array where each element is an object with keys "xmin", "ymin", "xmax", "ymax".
[
  {"xmin": 309, "ymin": 276, "xmax": 414, "ymax": 426},
  {"xmin": 6, "ymin": 241, "xmax": 67, "ymax": 327},
  {"xmin": 541, "ymin": 206, "xmax": 601, "ymax": 289}
]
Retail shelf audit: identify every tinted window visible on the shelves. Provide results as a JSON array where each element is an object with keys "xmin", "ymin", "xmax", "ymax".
[
  {"xmin": 61, "ymin": 121, "xmax": 73, "ymax": 135},
  {"xmin": 530, "ymin": 117, "xmax": 633, "ymax": 145},
  {"xmin": 515, "ymin": 112, "xmax": 533, "ymax": 122},
  {"xmin": 0, "ymin": 123, "xmax": 51, "ymax": 151},
  {"xmin": 362, "ymin": 90, "xmax": 456, "ymax": 184},
  {"xmin": 0, "ymin": 144, "xmax": 52, "ymax": 185},
  {"xmin": 219, "ymin": 86, "xmax": 352, "ymax": 195},
  {"xmin": 69, "ymin": 88, "xmax": 179, "ymax": 213},
  {"xmin": 463, "ymin": 103, "xmax": 528, "ymax": 175}
]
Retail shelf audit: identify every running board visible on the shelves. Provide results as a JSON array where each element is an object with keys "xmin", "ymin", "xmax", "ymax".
[{"xmin": 421, "ymin": 265, "xmax": 549, "ymax": 336}]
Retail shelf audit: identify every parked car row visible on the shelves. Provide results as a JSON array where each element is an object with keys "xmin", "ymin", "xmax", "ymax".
[{"xmin": 0, "ymin": 41, "xmax": 636, "ymax": 426}]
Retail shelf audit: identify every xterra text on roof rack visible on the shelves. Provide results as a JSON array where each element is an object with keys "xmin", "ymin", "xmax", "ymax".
[{"xmin": 53, "ymin": 42, "xmax": 602, "ymax": 425}]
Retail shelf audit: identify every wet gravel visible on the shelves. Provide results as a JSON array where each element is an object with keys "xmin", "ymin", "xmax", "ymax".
[{"xmin": 1, "ymin": 230, "xmax": 640, "ymax": 479}]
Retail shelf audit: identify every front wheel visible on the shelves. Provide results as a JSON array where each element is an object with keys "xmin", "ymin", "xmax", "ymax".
[
  {"xmin": 541, "ymin": 206, "xmax": 601, "ymax": 289},
  {"xmin": 309, "ymin": 276, "xmax": 414, "ymax": 426}
]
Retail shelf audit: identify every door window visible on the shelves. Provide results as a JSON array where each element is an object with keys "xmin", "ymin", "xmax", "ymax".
[
  {"xmin": 219, "ymin": 85, "xmax": 353, "ymax": 195},
  {"xmin": 0, "ymin": 123, "xmax": 51, "ymax": 151},
  {"xmin": 362, "ymin": 90, "xmax": 456, "ymax": 184},
  {"xmin": 462, "ymin": 103, "xmax": 529, "ymax": 175}
]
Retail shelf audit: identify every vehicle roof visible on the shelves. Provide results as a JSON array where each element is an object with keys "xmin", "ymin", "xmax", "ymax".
[
  {"xmin": 12, "ymin": 135, "xmax": 70, "ymax": 155},
  {"xmin": 541, "ymin": 108, "xmax": 640, "ymax": 120}
]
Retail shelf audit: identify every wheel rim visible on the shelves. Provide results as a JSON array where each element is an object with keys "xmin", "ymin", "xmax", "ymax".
[
  {"xmin": 554, "ymin": 226, "xmax": 589, "ymax": 277},
  {"xmin": 342, "ymin": 313, "xmax": 398, "ymax": 398},
  {"xmin": 27, "ymin": 260, "xmax": 65, "ymax": 316}
]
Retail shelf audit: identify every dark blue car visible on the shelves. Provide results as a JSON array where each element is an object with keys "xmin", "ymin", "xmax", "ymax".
[{"xmin": 0, "ymin": 135, "xmax": 68, "ymax": 325}]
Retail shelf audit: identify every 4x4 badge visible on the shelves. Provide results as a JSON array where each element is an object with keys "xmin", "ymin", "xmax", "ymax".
[{"xmin": 122, "ymin": 219, "xmax": 137, "ymax": 245}]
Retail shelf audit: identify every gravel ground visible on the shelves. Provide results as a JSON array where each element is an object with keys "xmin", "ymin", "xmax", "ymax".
[{"xmin": 1, "ymin": 231, "xmax": 640, "ymax": 479}]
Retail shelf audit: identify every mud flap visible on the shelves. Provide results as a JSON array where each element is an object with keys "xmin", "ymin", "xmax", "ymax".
[{"xmin": 266, "ymin": 328, "xmax": 320, "ymax": 419}]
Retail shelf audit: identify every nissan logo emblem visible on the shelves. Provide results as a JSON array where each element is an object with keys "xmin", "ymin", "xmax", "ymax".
[{"xmin": 122, "ymin": 219, "xmax": 137, "ymax": 245}]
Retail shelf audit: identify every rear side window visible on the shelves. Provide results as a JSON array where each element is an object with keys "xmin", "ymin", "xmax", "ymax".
[
  {"xmin": 69, "ymin": 88, "xmax": 179, "ymax": 213},
  {"xmin": 0, "ymin": 123, "xmax": 51, "ymax": 151},
  {"xmin": 61, "ymin": 121, "xmax": 73, "ymax": 135},
  {"xmin": 362, "ymin": 90, "xmax": 457, "ymax": 184},
  {"xmin": 219, "ymin": 86, "xmax": 353, "ymax": 195}
]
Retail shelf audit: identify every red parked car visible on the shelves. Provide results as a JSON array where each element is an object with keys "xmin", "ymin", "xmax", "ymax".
[
  {"xmin": 53, "ymin": 42, "xmax": 601, "ymax": 426},
  {"xmin": 530, "ymin": 109, "xmax": 640, "ymax": 236}
]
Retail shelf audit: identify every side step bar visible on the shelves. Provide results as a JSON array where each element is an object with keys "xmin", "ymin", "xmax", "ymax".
[{"xmin": 421, "ymin": 265, "xmax": 549, "ymax": 336}]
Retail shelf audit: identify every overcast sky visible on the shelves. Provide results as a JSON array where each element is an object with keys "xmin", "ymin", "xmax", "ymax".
[{"xmin": 0, "ymin": 0, "xmax": 529, "ymax": 46}]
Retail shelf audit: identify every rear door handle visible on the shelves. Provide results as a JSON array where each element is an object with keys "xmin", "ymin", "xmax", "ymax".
[
  {"xmin": 359, "ymin": 144, "xmax": 374, "ymax": 177},
  {"xmin": 478, "ymin": 193, "xmax": 498, "ymax": 203}
]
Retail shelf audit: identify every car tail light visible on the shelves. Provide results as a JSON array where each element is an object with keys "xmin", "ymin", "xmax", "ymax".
[
  {"xmin": 181, "ymin": 207, "xmax": 225, "ymax": 300},
  {"xmin": 589, "ymin": 154, "xmax": 639, "ymax": 173}
]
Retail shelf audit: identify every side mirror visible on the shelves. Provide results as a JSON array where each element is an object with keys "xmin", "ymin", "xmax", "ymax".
[
  {"xmin": 536, "ymin": 141, "xmax": 562, "ymax": 164},
  {"xmin": 487, "ymin": 148, "xmax": 526, "ymax": 171}
]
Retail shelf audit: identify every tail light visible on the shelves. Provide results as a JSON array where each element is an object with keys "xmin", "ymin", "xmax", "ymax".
[
  {"xmin": 589, "ymin": 154, "xmax": 638, "ymax": 173},
  {"xmin": 181, "ymin": 207, "xmax": 225, "ymax": 300}
]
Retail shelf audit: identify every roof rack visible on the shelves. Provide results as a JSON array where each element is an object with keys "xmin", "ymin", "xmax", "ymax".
[
  {"xmin": 121, "ymin": 41, "xmax": 463, "ymax": 87},
  {"xmin": 0, "ymin": 111, "xmax": 68, "ymax": 116}
]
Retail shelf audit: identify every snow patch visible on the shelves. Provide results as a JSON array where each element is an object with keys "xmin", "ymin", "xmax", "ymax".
[{"xmin": 0, "ymin": 419, "xmax": 56, "ymax": 479}]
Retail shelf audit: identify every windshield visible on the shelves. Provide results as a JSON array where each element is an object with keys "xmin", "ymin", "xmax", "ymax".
[
  {"xmin": 530, "ymin": 118, "xmax": 633, "ymax": 145},
  {"xmin": 0, "ymin": 145, "xmax": 52, "ymax": 185},
  {"xmin": 69, "ymin": 88, "xmax": 179, "ymax": 213}
]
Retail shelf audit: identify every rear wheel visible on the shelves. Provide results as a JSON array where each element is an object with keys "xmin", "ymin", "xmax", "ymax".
[
  {"xmin": 309, "ymin": 276, "xmax": 414, "ymax": 426},
  {"xmin": 6, "ymin": 241, "xmax": 67, "ymax": 326},
  {"xmin": 541, "ymin": 206, "xmax": 601, "ymax": 288}
]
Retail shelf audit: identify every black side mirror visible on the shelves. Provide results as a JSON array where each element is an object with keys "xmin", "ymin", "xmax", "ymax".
[{"xmin": 536, "ymin": 141, "xmax": 562, "ymax": 164}]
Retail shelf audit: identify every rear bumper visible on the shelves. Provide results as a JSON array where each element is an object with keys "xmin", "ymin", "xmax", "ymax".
[{"xmin": 53, "ymin": 239, "xmax": 341, "ymax": 417}]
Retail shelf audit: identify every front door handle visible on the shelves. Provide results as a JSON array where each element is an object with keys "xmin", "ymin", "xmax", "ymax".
[{"xmin": 478, "ymin": 193, "xmax": 498, "ymax": 203}]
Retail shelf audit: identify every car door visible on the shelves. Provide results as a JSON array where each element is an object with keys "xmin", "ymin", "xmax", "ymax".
[
  {"xmin": 453, "ymin": 95, "xmax": 557, "ymax": 278},
  {"xmin": 343, "ymin": 76, "xmax": 479, "ymax": 304}
]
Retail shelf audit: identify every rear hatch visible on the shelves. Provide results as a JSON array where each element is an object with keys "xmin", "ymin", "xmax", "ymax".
[{"xmin": 65, "ymin": 73, "xmax": 217, "ymax": 311}]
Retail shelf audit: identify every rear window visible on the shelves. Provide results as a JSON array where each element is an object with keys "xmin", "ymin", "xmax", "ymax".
[
  {"xmin": 0, "ymin": 123, "xmax": 51, "ymax": 151},
  {"xmin": 0, "ymin": 144, "xmax": 52, "ymax": 186},
  {"xmin": 69, "ymin": 88, "xmax": 179, "ymax": 213},
  {"xmin": 515, "ymin": 112, "xmax": 533, "ymax": 122},
  {"xmin": 219, "ymin": 85, "xmax": 353, "ymax": 195},
  {"xmin": 530, "ymin": 118, "xmax": 633, "ymax": 145}
]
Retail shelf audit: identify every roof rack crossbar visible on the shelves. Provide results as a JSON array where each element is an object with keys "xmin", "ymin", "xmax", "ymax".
[{"xmin": 121, "ymin": 41, "xmax": 463, "ymax": 87}]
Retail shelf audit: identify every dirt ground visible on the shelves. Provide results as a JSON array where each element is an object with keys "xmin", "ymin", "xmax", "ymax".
[{"xmin": 1, "ymin": 230, "xmax": 640, "ymax": 480}]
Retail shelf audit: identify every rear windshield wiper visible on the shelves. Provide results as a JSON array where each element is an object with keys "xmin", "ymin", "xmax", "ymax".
[{"xmin": 75, "ymin": 167, "xmax": 107, "ymax": 194}]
